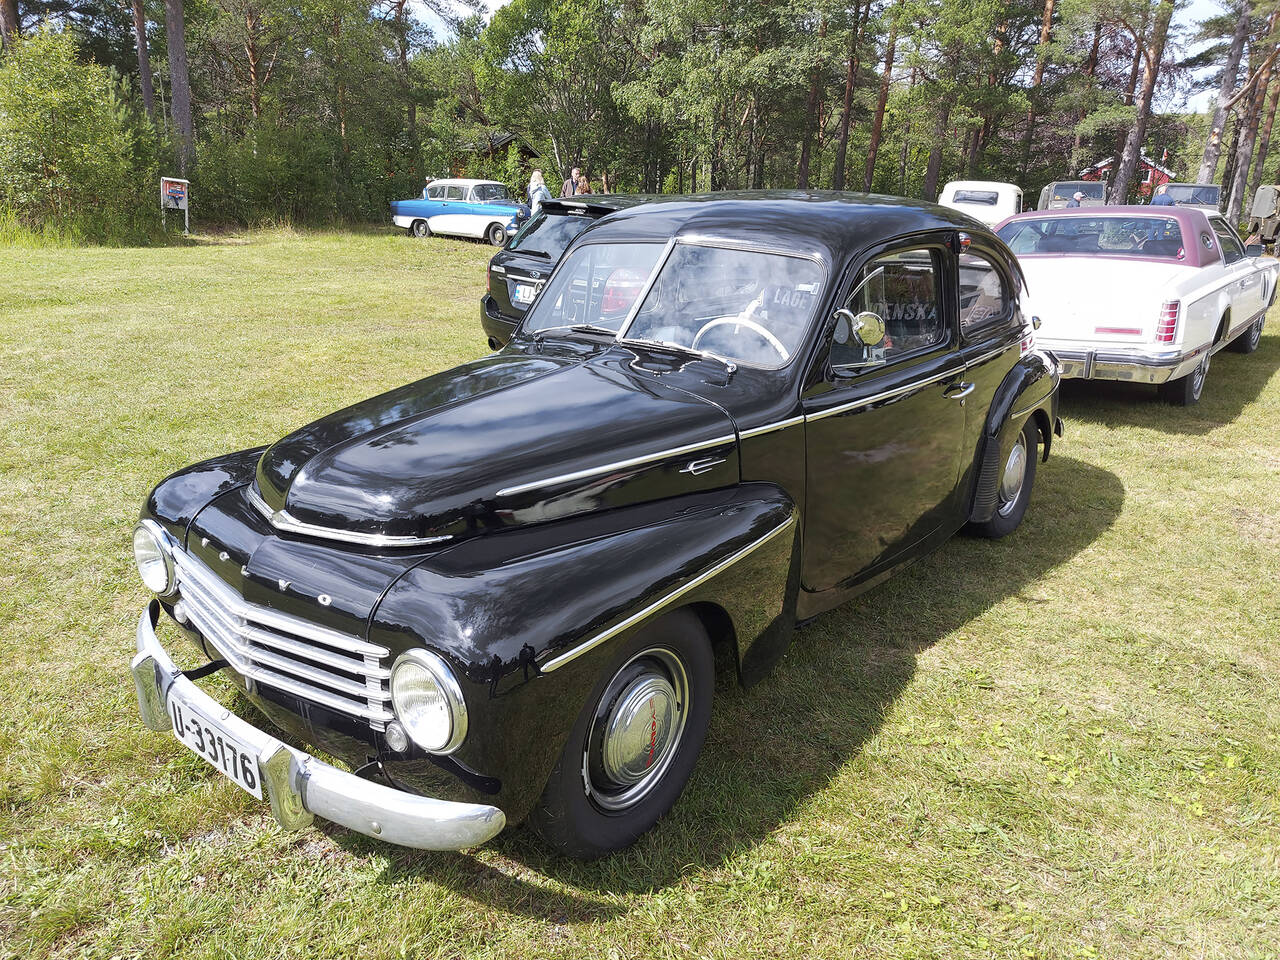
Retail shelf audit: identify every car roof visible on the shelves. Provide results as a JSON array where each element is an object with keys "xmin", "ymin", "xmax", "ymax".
[
  {"xmin": 1001, "ymin": 204, "xmax": 1211, "ymax": 226},
  {"xmin": 429, "ymin": 178, "xmax": 503, "ymax": 188},
  {"xmin": 576, "ymin": 191, "xmax": 997, "ymax": 266},
  {"xmin": 944, "ymin": 180, "xmax": 1020, "ymax": 192}
]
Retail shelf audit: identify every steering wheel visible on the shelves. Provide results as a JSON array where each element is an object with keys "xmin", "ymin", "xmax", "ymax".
[{"xmin": 692, "ymin": 316, "xmax": 789, "ymax": 362}]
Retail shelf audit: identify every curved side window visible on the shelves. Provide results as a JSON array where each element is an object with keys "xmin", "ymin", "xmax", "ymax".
[
  {"xmin": 832, "ymin": 248, "xmax": 943, "ymax": 368},
  {"xmin": 958, "ymin": 251, "xmax": 1011, "ymax": 335},
  {"xmin": 1211, "ymin": 219, "xmax": 1245, "ymax": 264}
]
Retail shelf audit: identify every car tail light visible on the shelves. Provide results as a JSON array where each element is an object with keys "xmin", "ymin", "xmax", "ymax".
[
  {"xmin": 601, "ymin": 268, "xmax": 645, "ymax": 317},
  {"xmin": 1155, "ymin": 301, "xmax": 1180, "ymax": 343}
]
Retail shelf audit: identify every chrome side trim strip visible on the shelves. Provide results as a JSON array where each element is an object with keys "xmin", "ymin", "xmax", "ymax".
[
  {"xmin": 1011, "ymin": 397, "xmax": 1047, "ymax": 420},
  {"xmin": 967, "ymin": 345, "xmax": 1008, "ymax": 367},
  {"xmin": 738, "ymin": 415, "xmax": 806, "ymax": 439},
  {"xmin": 496, "ymin": 433, "xmax": 738, "ymax": 498},
  {"xmin": 804, "ymin": 367, "xmax": 960, "ymax": 422},
  {"xmin": 541, "ymin": 513, "xmax": 798, "ymax": 673},
  {"xmin": 246, "ymin": 484, "xmax": 451, "ymax": 549}
]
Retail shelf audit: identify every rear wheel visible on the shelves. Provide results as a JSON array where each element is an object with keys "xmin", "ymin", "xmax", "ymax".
[
  {"xmin": 410, "ymin": 219, "xmax": 430, "ymax": 238},
  {"xmin": 1228, "ymin": 316, "xmax": 1264, "ymax": 354},
  {"xmin": 968, "ymin": 421, "xmax": 1038, "ymax": 540},
  {"xmin": 487, "ymin": 222, "xmax": 507, "ymax": 247},
  {"xmin": 1158, "ymin": 351, "xmax": 1209, "ymax": 405},
  {"xmin": 530, "ymin": 609, "xmax": 713, "ymax": 859}
]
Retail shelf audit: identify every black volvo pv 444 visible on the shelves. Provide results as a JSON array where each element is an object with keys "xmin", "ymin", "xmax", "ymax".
[{"xmin": 130, "ymin": 193, "xmax": 1062, "ymax": 858}]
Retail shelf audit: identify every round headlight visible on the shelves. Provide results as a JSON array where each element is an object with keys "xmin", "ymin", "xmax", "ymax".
[
  {"xmin": 390, "ymin": 650, "xmax": 467, "ymax": 754},
  {"xmin": 132, "ymin": 520, "xmax": 175, "ymax": 596}
]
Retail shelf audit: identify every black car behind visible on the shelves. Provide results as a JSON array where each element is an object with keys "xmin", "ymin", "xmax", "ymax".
[{"xmin": 481, "ymin": 196, "xmax": 650, "ymax": 348}]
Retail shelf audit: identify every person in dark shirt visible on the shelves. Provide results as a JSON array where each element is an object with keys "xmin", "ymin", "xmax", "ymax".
[
  {"xmin": 560, "ymin": 167, "xmax": 581, "ymax": 198},
  {"xmin": 1151, "ymin": 183, "xmax": 1175, "ymax": 206},
  {"xmin": 1065, "ymin": 191, "xmax": 1084, "ymax": 208}
]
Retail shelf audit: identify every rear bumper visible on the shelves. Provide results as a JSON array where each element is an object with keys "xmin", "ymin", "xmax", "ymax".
[
  {"xmin": 1043, "ymin": 341, "xmax": 1206, "ymax": 385},
  {"xmin": 480, "ymin": 294, "xmax": 519, "ymax": 348},
  {"xmin": 130, "ymin": 601, "xmax": 506, "ymax": 851}
]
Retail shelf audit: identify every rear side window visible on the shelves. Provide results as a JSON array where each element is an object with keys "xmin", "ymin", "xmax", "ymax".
[
  {"xmin": 958, "ymin": 252, "xmax": 1010, "ymax": 333},
  {"xmin": 425, "ymin": 184, "xmax": 443, "ymax": 199},
  {"xmin": 445, "ymin": 185, "xmax": 465, "ymax": 201},
  {"xmin": 508, "ymin": 211, "xmax": 593, "ymax": 260}
]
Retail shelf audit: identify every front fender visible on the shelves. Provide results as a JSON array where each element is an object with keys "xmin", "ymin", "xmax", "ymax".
[
  {"xmin": 371, "ymin": 483, "xmax": 799, "ymax": 824},
  {"xmin": 144, "ymin": 447, "xmax": 265, "ymax": 540}
]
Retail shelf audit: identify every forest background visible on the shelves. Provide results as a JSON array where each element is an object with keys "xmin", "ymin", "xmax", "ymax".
[{"xmin": 1, "ymin": 0, "xmax": 1277, "ymax": 243}]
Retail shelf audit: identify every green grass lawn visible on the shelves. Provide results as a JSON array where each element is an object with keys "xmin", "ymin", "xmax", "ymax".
[{"xmin": 2, "ymin": 229, "xmax": 1278, "ymax": 960}]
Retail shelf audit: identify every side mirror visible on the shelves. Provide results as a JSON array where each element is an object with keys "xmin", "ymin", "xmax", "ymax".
[
  {"xmin": 835, "ymin": 309, "xmax": 885, "ymax": 347},
  {"xmin": 1031, "ymin": 315, "xmax": 1042, "ymax": 330},
  {"xmin": 1246, "ymin": 243, "xmax": 1264, "ymax": 257}
]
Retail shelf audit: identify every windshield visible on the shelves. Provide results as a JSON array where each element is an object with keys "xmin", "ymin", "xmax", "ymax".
[
  {"xmin": 508, "ymin": 210, "xmax": 593, "ymax": 260},
  {"xmin": 1051, "ymin": 182, "xmax": 1105, "ymax": 201},
  {"xmin": 953, "ymin": 190, "xmax": 999, "ymax": 205},
  {"xmin": 622, "ymin": 243, "xmax": 824, "ymax": 369},
  {"xmin": 522, "ymin": 242, "xmax": 665, "ymax": 335},
  {"xmin": 1165, "ymin": 184, "xmax": 1220, "ymax": 206},
  {"xmin": 472, "ymin": 183, "xmax": 509, "ymax": 202},
  {"xmin": 998, "ymin": 216, "xmax": 1185, "ymax": 259}
]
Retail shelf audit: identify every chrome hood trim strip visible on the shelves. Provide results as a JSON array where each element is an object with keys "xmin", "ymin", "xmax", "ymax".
[
  {"xmin": 246, "ymin": 483, "xmax": 452, "ymax": 549},
  {"xmin": 495, "ymin": 433, "xmax": 738, "ymax": 499}
]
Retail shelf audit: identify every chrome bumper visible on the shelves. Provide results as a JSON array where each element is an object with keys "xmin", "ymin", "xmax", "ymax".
[
  {"xmin": 1044, "ymin": 343, "xmax": 1206, "ymax": 385},
  {"xmin": 130, "ymin": 601, "xmax": 506, "ymax": 851}
]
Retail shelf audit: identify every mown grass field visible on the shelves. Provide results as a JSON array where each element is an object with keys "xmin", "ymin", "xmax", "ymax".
[{"xmin": 1, "ymin": 229, "xmax": 1278, "ymax": 960}]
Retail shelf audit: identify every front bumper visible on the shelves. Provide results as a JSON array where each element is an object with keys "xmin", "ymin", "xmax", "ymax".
[
  {"xmin": 1044, "ymin": 342, "xmax": 1206, "ymax": 385},
  {"xmin": 130, "ymin": 601, "xmax": 506, "ymax": 851}
]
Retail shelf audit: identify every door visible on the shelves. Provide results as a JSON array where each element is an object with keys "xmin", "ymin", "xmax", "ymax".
[
  {"xmin": 1211, "ymin": 217, "xmax": 1264, "ymax": 320},
  {"xmin": 431, "ymin": 184, "xmax": 472, "ymax": 237},
  {"xmin": 802, "ymin": 241, "xmax": 968, "ymax": 593}
]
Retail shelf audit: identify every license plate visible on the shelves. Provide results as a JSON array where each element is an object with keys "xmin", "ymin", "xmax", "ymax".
[
  {"xmin": 512, "ymin": 282, "xmax": 536, "ymax": 305},
  {"xmin": 169, "ymin": 696, "xmax": 263, "ymax": 798}
]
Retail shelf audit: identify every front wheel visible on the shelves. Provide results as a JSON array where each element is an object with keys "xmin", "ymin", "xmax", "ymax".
[
  {"xmin": 530, "ymin": 610, "xmax": 713, "ymax": 859},
  {"xmin": 1228, "ymin": 316, "xmax": 1264, "ymax": 354},
  {"xmin": 1158, "ymin": 351, "xmax": 1209, "ymax": 405},
  {"xmin": 486, "ymin": 222, "xmax": 507, "ymax": 247},
  {"xmin": 967, "ymin": 420, "xmax": 1038, "ymax": 539}
]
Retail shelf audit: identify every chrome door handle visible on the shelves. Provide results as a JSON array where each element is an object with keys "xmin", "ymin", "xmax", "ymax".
[{"xmin": 943, "ymin": 381, "xmax": 975, "ymax": 400}]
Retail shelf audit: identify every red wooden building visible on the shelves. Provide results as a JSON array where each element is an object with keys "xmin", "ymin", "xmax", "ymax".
[{"xmin": 1080, "ymin": 153, "xmax": 1175, "ymax": 199}]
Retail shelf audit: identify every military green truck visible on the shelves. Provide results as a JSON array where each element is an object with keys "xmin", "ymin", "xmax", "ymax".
[{"xmin": 1248, "ymin": 185, "xmax": 1280, "ymax": 245}]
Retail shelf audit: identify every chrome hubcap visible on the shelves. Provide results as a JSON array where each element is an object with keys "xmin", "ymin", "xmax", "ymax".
[
  {"xmin": 997, "ymin": 437, "xmax": 1027, "ymax": 517},
  {"xmin": 602, "ymin": 675, "xmax": 677, "ymax": 785},
  {"xmin": 1192, "ymin": 355, "xmax": 1208, "ymax": 395},
  {"xmin": 585, "ymin": 648, "xmax": 689, "ymax": 812}
]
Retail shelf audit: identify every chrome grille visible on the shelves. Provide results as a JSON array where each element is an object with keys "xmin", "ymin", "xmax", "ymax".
[{"xmin": 173, "ymin": 550, "xmax": 392, "ymax": 729}]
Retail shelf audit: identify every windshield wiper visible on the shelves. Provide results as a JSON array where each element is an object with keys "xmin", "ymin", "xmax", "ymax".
[
  {"xmin": 533, "ymin": 323, "xmax": 618, "ymax": 340},
  {"xmin": 621, "ymin": 337, "xmax": 738, "ymax": 375}
]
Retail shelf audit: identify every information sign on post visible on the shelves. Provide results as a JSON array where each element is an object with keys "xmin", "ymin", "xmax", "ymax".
[{"xmin": 160, "ymin": 177, "xmax": 190, "ymax": 234}]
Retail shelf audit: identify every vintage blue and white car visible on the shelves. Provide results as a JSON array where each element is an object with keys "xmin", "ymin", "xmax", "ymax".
[{"xmin": 391, "ymin": 178, "xmax": 529, "ymax": 246}]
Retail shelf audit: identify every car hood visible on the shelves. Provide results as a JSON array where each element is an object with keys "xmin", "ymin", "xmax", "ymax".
[{"xmin": 253, "ymin": 350, "xmax": 739, "ymax": 544}]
